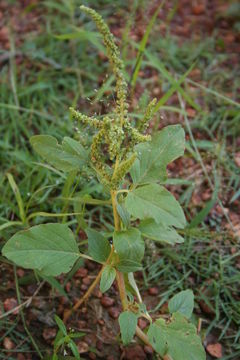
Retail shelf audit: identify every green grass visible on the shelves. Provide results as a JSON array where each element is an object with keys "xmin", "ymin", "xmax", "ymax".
[
  {"xmin": 0, "ymin": 0, "xmax": 239, "ymax": 358},
  {"xmin": 143, "ymin": 229, "xmax": 240, "ymax": 359}
]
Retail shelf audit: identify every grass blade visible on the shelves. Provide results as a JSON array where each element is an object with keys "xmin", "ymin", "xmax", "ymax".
[
  {"xmin": 130, "ymin": 1, "xmax": 165, "ymax": 90},
  {"xmin": 145, "ymin": 51, "xmax": 201, "ymax": 111},
  {"xmin": 6, "ymin": 173, "xmax": 26, "ymax": 224},
  {"xmin": 154, "ymin": 63, "xmax": 195, "ymax": 113}
]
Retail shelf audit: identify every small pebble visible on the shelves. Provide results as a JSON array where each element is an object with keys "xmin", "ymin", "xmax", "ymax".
[
  {"xmin": 108, "ymin": 307, "xmax": 120, "ymax": 319},
  {"xmin": 80, "ymin": 284, "xmax": 88, "ymax": 291},
  {"xmin": 101, "ymin": 296, "xmax": 115, "ymax": 308},
  {"xmin": 82, "ymin": 277, "xmax": 91, "ymax": 285},
  {"xmin": 148, "ymin": 287, "xmax": 158, "ymax": 296},
  {"xmin": 4, "ymin": 298, "xmax": 19, "ymax": 314},
  {"xmin": 76, "ymin": 268, "xmax": 88, "ymax": 278},
  {"xmin": 3, "ymin": 337, "xmax": 15, "ymax": 350}
]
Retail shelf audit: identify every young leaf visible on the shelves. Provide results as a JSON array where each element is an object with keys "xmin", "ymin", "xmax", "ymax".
[
  {"xmin": 113, "ymin": 228, "xmax": 144, "ymax": 263},
  {"xmin": 100, "ymin": 265, "xmax": 116, "ymax": 293},
  {"xmin": 119, "ymin": 311, "xmax": 138, "ymax": 345},
  {"xmin": 54, "ymin": 315, "xmax": 67, "ymax": 336},
  {"xmin": 148, "ymin": 313, "xmax": 206, "ymax": 360},
  {"xmin": 2, "ymin": 223, "xmax": 79, "ymax": 276},
  {"xmin": 86, "ymin": 228, "xmax": 111, "ymax": 263},
  {"xmin": 139, "ymin": 219, "xmax": 184, "ymax": 244},
  {"xmin": 130, "ymin": 125, "xmax": 185, "ymax": 184},
  {"xmin": 168, "ymin": 290, "xmax": 194, "ymax": 319},
  {"xmin": 125, "ymin": 184, "xmax": 186, "ymax": 229},
  {"xmin": 30, "ymin": 135, "xmax": 88, "ymax": 172}
]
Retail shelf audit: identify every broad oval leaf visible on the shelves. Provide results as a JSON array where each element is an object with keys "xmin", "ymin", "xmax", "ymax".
[
  {"xmin": 100, "ymin": 265, "xmax": 116, "ymax": 293},
  {"xmin": 86, "ymin": 228, "xmax": 111, "ymax": 263},
  {"xmin": 168, "ymin": 290, "xmax": 194, "ymax": 319},
  {"xmin": 131, "ymin": 125, "xmax": 185, "ymax": 184},
  {"xmin": 139, "ymin": 219, "xmax": 184, "ymax": 244},
  {"xmin": 125, "ymin": 184, "xmax": 186, "ymax": 229},
  {"xmin": 30, "ymin": 135, "xmax": 88, "ymax": 172},
  {"xmin": 119, "ymin": 311, "xmax": 138, "ymax": 345},
  {"xmin": 148, "ymin": 312, "xmax": 206, "ymax": 360},
  {"xmin": 2, "ymin": 223, "xmax": 79, "ymax": 276},
  {"xmin": 113, "ymin": 228, "xmax": 144, "ymax": 263}
]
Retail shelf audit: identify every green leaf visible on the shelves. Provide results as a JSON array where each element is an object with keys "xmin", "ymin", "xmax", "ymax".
[
  {"xmin": 2, "ymin": 223, "xmax": 79, "ymax": 276},
  {"xmin": 148, "ymin": 313, "xmax": 206, "ymax": 360},
  {"xmin": 168, "ymin": 290, "xmax": 194, "ymax": 319},
  {"xmin": 113, "ymin": 228, "xmax": 144, "ymax": 263},
  {"xmin": 100, "ymin": 265, "xmax": 116, "ymax": 293},
  {"xmin": 68, "ymin": 340, "xmax": 80, "ymax": 360},
  {"xmin": 125, "ymin": 184, "xmax": 186, "ymax": 229},
  {"xmin": 30, "ymin": 135, "xmax": 88, "ymax": 172},
  {"xmin": 139, "ymin": 219, "xmax": 184, "ymax": 244},
  {"xmin": 54, "ymin": 329, "xmax": 64, "ymax": 349},
  {"xmin": 86, "ymin": 228, "xmax": 111, "ymax": 263},
  {"xmin": 55, "ymin": 315, "xmax": 67, "ymax": 336},
  {"xmin": 130, "ymin": 125, "xmax": 185, "ymax": 184},
  {"xmin": 116, "ymin": 259, "xmax": 142, "ymax": 273},
  {"xmin": 119, "ymin": 311, "xmax": 138, "ymax": 345}
]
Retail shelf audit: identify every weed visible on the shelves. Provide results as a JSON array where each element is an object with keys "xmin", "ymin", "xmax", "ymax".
[{"xmin": 2, "ymin": 5, "xmax": 205, "ymax": 359}]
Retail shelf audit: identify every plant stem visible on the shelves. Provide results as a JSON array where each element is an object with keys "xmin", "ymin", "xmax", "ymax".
[
  {"xmin": 64, "ymin": 245, "xmax": 115, "ymax": 323},
  {"xmin": 110, "ymin": 190, "xmax": 152, "ymax": 348},
  {"xmin": 116, "ymin": 270, "xmax": 127, "ymax": 309},
  {"xmin": 111, "ymin": 190, "xmax": 120, "ymax": 231},
  {"xmin": 64, "ymin": 268, "xmax": 103, "ymax": 322}
]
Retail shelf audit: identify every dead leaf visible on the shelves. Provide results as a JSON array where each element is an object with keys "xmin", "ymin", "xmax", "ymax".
[{"xmin": 206, "ymin": 343, "xmax": 222, "ymax": 358}]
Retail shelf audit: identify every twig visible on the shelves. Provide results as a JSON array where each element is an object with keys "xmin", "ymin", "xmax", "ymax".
[
  {"xmin": 63, "ymin": 269, "xmax": 103, "ymax": 323},
  {"xmin": 0, "ymin": 280, "xmax": 45, "ymax": 320}
]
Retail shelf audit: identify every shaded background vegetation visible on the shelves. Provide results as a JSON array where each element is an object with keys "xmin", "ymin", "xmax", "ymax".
[{"xmin": 0, "ymin": 0, "xmax": 239, "ymax": 359}]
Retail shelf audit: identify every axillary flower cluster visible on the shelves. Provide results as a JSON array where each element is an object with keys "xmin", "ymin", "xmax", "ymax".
[{"xmin": 70, "ymin": 5, "xmax": 156, "ymax": 189}]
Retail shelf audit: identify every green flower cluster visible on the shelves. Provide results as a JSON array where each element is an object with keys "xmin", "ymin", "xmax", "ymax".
[{"xmin": 70, "ymin": 6, "xmax": 156, "ymax": 189}]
